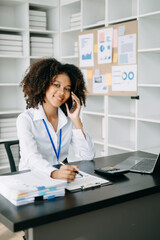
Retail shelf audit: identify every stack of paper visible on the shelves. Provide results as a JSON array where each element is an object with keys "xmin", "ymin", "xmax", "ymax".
[
  {"xmin": 0, "ymin": 118, "xmax": 17, "ymax": 139},
  {"xmin": 0, "ymin": 34, "xmax": 23, "ymax": 56},
  {"xmin": 70, "ymin": 12, "xmax": 81, "ymax": 29},
  {"xmin": 74, "ymin": 41, "xmax": 78, "ymax": 56},
  {"xmin": 30, "ymin": 36, "xmax": 53, "ymax": 56},
  {"xmin": 29, "ymin": 10, "xmax": 47, "ymax": 30},
  {"xmin": 0, "ymin": 171, "xmax": 66, "ymax": 206}
]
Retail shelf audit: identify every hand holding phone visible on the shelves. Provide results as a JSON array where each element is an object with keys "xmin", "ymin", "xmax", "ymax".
[{"xmin": 69, "ymin": 100, "xmax": 76, "ymax": 113}]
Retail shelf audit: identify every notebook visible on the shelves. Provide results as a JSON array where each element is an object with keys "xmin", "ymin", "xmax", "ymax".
[{"xmin": 95, "ymin": 153, "xmax": 160, "ymax": 175}]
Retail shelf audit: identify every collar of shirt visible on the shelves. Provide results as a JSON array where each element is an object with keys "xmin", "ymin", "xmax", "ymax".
[{"xmin": 33, "ymin": 104, "xmax": 68, "ymax": 132}]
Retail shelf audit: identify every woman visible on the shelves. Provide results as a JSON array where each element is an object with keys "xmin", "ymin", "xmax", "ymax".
[{"xmin": 17, "ymin": 58, "xmax": 95, "ymax": 182}]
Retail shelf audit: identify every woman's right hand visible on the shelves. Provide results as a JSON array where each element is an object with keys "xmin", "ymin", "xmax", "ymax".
[{"xmin": 51, "ymin": 164, "xmax": 79, "ymax": 182}]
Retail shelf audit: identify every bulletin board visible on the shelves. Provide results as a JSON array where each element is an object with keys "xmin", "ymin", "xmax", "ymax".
[{"xmin": 78, "ymin": 20, "xmax": 138, "ymax": 96}]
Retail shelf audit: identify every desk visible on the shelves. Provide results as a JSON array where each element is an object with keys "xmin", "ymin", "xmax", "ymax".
[{"xmin": 0, "ymin": 151, "xmax": 160, "ymax": 240}]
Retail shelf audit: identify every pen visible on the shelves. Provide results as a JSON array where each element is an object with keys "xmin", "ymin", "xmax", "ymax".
[{"xmin": 60, "ymin": 161, "xmax": 83, "ymax": 177}]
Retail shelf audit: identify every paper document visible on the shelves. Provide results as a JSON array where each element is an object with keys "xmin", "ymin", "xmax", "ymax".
[
  {"xmin": 66, "ymin": 171, "xmax": 110, "ymax": 192},
  {"xmin": 112, "ymin": 65, "xmax": 137, "ymax": 91},
  {"xmin": 98, "ymin": 28, "xmax": 113, "ymax": 64},
  {"xmin": 118, "ymin": 34, "xmax": 136, "ymax": 64},
  {"xmin": 79, "ymin": 33, "xmax": 94, "ymax": 67},
  {"xmin": 0, "ymin": 171, "xmax": 66, "ymax": 206}
]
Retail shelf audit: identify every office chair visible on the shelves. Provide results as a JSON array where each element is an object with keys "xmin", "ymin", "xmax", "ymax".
[{"xmin": 4, "ymin": 140, "xmax": 19, "ymax": 172}]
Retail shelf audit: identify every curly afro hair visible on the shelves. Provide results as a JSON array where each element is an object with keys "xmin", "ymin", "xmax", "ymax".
[{"xmin": 20, "ymin": 58, "xmax": 87, "ymax": 115}]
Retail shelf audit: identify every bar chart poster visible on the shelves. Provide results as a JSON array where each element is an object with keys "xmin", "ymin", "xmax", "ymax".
[{"xmin": 79, "ymin": 33, "xmax": 94, "ymax": 67}]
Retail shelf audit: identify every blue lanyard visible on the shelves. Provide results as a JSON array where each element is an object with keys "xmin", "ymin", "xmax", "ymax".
[{"xmin": 42, "ymin": 119, "xmax": 62, "ymax": 162}]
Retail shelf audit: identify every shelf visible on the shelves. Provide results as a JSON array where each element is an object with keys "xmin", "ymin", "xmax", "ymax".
[
  {"xmin": 108, "ymin": 113, "xmax": 135, "ymax": 120},
  {"xmin": 108, "ymin": 96, "xmax": 136, "ymax": 117},
  {"xmin": 108, "ymin": 117, "xmax": 136, "ymax": 150},
  {"xmin": 137, "ymin": 121, "xmax": 160, "ymax": 151},
  {"xmin": 0, "ymin": 83, "xmax": 19, "ymax": 86},
  {"xmin": 108, "ymin": 0, "xmax": 137, "ymax": 23},
  {"xmin": 139, "ymin": 0, "xmax": 160, "ymax": 15},
  {"xmin": 93, "ymin": 140, "xmax": 105, "ymax": 146},
  {"xmin": 82, "ymin": 0, "xmax": 105, "ymax": 27},
  {"xmin": 108, "ymin": 16, "xmax": 137, "ymax": 25},
  {"xmin": 138, "ymin": 87, "xmax": 160, "ymax": 119},
  {"xmin": 108, "ymin": 146, "xmax": 129, "ymax": 155},
  {"xmin": 0, "ymin": 55, "xmax": 26, "ymax": 59},
  {"xmin": 61, "ymin": 30, "xmax": 79, "ymax": 57},
  {"xmin": 29, "ymin": 29, "xmax": 57, "ymax": 34},
  {"xmin": 138, "ymin": 16, "xmax": 160, "ymax": 49},
  {"xmin": 61, "ymin": 0, "xmax": 80, "ymax": 7},
  {"xmin": 138, "ymin": 48, "xmax": 160, "ymax": 53},
  {"xmin": 138, "ymin": 84, "xmax": 160, "ymax": 87},
  {"xmin": 83, "ymin": 95, "xmax": 105, "ymax": 113},
  {"xmin": 61, "ymin": 55, "xmax": 78, "ymax": 59},
  {"xmin": 138, "ymin": 116, "xmax": 160, "ymax": 124},
  {"xmin": 82, "ymin": 114, "xmax": 104, "ymax": 143},
  {"xmin": 29, "ymin": 1, "xmax": 58, "ymax": 8},
  {"xmin": 138, "ymin": 50, "xmax": 160, "ymax": 85},
  {"xmin": 108, "ymin": 143, "xmax": 135, "ymax": 152},
  {"xmin": 61, "ymin": 0, "xmax": 81, "ymax": 31},
  {"xmin": 0, "ymin": 110, "xmax": 23, "ymax": 115},
  {"xmin": 82, "ymin": 21, "xmax": 105, "ymax": 30},
  {"xmin": 139, "ymin": 11, "xmax": 160, "ymax": 19},
  {"xmin": 140, "ymin": 145, "xmax": 160, "ymax": 155},
  {"xmin": 82, "ymin": 111, "xmax": 105, "ymax": 117},
  {"xmin": 0, "ymin": 137, "xmax": 18, "ymax": 144},
  {"xmin": 0, "ymin": 26, "xmax": 26, "ymax": 32},
  {"xmin": 62, "ymin": 28, "xmax": 81, "ymax": 33}
]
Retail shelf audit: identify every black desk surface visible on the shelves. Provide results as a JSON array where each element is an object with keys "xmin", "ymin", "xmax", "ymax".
[{"xmin": 0, "ymin": 151, "xmax": 160, "ymax": 232}]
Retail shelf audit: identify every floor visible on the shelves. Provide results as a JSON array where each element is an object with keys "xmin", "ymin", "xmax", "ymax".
[{"xmin": 0, "ymin": 223, "xmax": 24, "ymax": 240}]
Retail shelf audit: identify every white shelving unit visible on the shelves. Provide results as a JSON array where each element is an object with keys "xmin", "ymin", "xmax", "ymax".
[
  {"xmin": 0, "ymin": 0, "xmax": 160, "ymax": 170},
  {"xmin": 0, "ymin": 0, "xmax": 59, "ymax": 172},
  {"xmin": 60, "ymin": 0, "xmax": 160, "ymax": 158}
]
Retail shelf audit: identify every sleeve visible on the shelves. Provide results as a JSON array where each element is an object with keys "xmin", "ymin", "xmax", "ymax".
[
  {"xmin": 17, "ymin": 114, "xmax": 57, "ymax": 176},
  {"xmin": 71, "ymin": 129, "xmax": 95, "ymax": 160}
]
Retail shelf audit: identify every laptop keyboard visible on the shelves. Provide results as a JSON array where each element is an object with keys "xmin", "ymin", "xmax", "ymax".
[{"xmin": 130, "ymin": 158, "xmax": 156, "ymax": 172}]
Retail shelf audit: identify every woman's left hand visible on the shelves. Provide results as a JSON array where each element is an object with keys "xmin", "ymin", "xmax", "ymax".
[{"xmin": 65, "ymin": 92, "xmax": 81, "ymax": 120}]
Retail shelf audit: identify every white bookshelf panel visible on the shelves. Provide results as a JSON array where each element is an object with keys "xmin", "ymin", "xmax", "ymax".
[
  {"xmin": 139, "ymin": 0, "xmax": 160, "ymax": 15},
  {"xmin": 137, "ymin": 120, "xmax": 160, "ymax": 154},
  {"xmin": 61, "ymin": 0, "xmax": 81, "ymax": 31},
  {"xmin": 138, "ymin": 15, "xmax": 160, "ymax": 49},
  {"xmin": 94, "ymin": 144, "xmax": 104, "ymax": 158},
  {"xmin": 0, "ymin": 1, "xmax": 28, "ymax": 29},
  {"xmin": 138, "ymin": 87, "xmax": 160, "ymax": 120},
  {"xmin": 82, "ymin": 0, "xmax": 105, "ymax": 27},
  {"xmin": 138, "ymin": 51, "xmax": 160, "ymax": 84},
  {"xmin": 83, "ymin": 95, "xmax": 104, "ymax": 114},
  {"xmin": 61, "ymin": 31, "xmax": 79, "ymax": 57},
  {"xmin": 108, "ymin": 117, "xmax": 136, "ymax": 150},
  {"xmin": 29, "ymin": 0, "xmax": 58, "ymax": 5},
  {"xmin": 0, "ymin": 86, "xmax": 25, "ymax": 112},
  {"xmin": 108, "ymin": 147, "xmax": 129, "ymax": 156},
  {"xmin": 61, "ymin": 57, "xmax": 78, "ymax": 66},
  {"xmin": 82, "ymin": 114, "xmax": 104, "ymax": 144},
  {"xmin": 108, "ymin": 96, "xmax": 136, "ymax": 118},
  {"xmin": 108, "ymin": 0, "xmax": 137, "ymax": 22},
  {"xmin": 0, "ymin": 58, "xmax": 29, "ymax": 84}
]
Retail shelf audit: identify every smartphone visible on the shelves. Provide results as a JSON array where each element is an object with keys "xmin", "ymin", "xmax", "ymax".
[{"xmin": 69, "ymin": 100, "xmax": 76, "ymax": 113}]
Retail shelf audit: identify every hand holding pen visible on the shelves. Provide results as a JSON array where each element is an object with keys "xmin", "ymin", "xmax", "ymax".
[
  {"xmin": 60, "ymin": 162, "xmax": 83, "ymax": 178},
  {"xmin": 51, "ymin": 162, "xmax": 83, "ymax": 181}
]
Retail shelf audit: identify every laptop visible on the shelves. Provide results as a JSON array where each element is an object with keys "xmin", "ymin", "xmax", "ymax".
[{"xmin": 95, "ymin": 153, "xmax": 160, "ymax": 175}]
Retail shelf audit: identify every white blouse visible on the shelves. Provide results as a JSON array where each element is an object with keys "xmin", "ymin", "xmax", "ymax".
[{"xmin": 17, "ymin": 105, "xmax": 95, "ymax": 176}]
